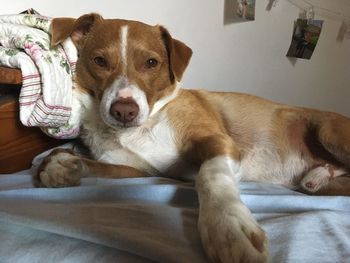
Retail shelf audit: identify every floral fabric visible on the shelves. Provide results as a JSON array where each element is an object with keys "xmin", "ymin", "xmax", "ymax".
[{"xmin": 0, "ymin": 14, "xmax": 81, "ymax": 139}]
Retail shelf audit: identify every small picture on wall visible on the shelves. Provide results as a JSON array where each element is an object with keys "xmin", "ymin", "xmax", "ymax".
[
  {"xmin": 286, "ymin": 19, "xmax": 324, "ymax": 60},
  {"xmin": 236, "ymin": 0, "xmax": 255, "ymax": 21}
]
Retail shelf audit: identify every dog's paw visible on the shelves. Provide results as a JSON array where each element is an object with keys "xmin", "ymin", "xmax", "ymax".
[
  {"xmin": 199, "ymin": 201, "xmax": 268, "ymax": 263},
  {"xmin": 301, "ymin": 166, "xmax": 330, "ymax": 192},
  {"xmin": 37, "ymin": 149, "xmax": 82, "ymax": 187},
  {"xmin": 301, "ymin": 164, "xmax": 347, "ymax": 193}
]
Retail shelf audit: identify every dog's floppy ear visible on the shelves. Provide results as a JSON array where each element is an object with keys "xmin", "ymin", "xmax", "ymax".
[
  {"xmin": 159, "ymin": 26, "xmax": 193, "ymax": 82},
  {"xmin": 51, "ymin": 13, "xmax": 103, "ymax": 48}
]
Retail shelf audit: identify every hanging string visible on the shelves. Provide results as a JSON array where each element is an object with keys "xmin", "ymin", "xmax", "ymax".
[
  {"xmin": 266, "ymin": 0, "xmax": 279, "ymax": 11},
  {"xmin": 287, "ymin": 0, "xmax": 350, "ymax": 22},
  {"xmin": 286, "ymin": 0, "xmax": 350, "ymax": 41}
]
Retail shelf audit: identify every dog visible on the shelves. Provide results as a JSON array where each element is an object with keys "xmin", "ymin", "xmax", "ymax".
[{"xmin": 37, "ymin": 13, "xmax": 350, "ymax": 263}]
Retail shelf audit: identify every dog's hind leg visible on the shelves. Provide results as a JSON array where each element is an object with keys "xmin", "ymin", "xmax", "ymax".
[
  {"xmin": 37, "ymin": 148, "xmax": 147, "ymax": 187},
  {"xmin": 299, "ymin": 112, "xmax": 350, "ymax": 195},
  {"xmin": 315, "ymin": 112, "xmax": 350, "ymax": 169}
]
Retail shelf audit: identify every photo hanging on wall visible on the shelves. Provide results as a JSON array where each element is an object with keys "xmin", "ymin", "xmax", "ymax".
[
  {"xmin": 286, "ymin": 19, "xmax": 324, "ymax": 60},
  {"xmin": 236, "ymin": 0, "xmax": 256, "ymax": 21},
  {"xmin": 223, "ymin": 0, "xmax": 255, "ymax": 24}
]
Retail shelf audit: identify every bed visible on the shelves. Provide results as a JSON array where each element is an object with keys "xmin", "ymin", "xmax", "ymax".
[{"xmin": 0, "ymin": 67, "xmax": 350, "ymax": 263}]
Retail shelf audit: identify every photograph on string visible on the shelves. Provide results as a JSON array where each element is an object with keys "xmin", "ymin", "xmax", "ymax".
[
  {"xmin": 236, "ymin": 0, "xmax": 256, "ymax": 21},
  {"xmin": 286, "ymin": 19, "xmax": 324, "ymax": 59}
]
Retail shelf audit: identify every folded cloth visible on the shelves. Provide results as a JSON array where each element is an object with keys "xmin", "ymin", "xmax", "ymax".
[{"xmin": 0, "ymin": 14, "xmax": 82, "ymax": 139}]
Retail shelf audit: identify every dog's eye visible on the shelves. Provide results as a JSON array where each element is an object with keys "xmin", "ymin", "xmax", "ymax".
[
  {"xmin": 146, "ymin": 58, "xmax": 158, "ymax": 68},
  {"xmin": 94, "ymin": 56, "xmax": 107, "ymax": 67}
]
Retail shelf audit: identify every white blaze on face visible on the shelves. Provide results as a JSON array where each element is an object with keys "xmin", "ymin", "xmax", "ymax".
[
  {"xmin": 99, "ymin": 25, "xmax": 151, "ymax": 129},
  {"xmin": 118, "ymin": 87, "xmax": 133, "ymax": 98},
  {"xmin": 120, "ymin": 25, "xmax": 128, "ymax": 74}
]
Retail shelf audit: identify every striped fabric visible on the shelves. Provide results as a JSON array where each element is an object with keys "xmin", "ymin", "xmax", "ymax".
[{"xmin": 0, "ymin": 14, "xmax": 81, "ymax": 139}]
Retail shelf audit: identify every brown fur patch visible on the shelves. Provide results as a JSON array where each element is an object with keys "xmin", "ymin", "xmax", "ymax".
[{"xmin": 165, "ymin": 89, "xmax": 240, "ymax": 163}]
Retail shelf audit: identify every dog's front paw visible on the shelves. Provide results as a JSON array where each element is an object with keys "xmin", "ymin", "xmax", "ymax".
[
  {"xmin": 199, "ymin": 201, "xmax": 268, "ymax": 263},
  {"xmin": 37, "ymin": 149, "xmax": 82, "ymax": 187}
]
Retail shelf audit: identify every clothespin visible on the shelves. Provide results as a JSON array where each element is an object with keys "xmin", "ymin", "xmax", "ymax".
[
  {"xmin": 345, "ymin": 22, "xmax": 350, "ymax": 39},
  {"xmin": 306, "ymin": 6, "xmax": 315, "ymax": 21},
  {"xmin": 299, "ymin": 9, "xmax": 307, "ymax": 19},
  {"xmin": 266, "ymin": 0, "xmax": 279, "ymax": 11},
  {"xmin": 337, "ymin": 21, "xmax": 350, "ymax": 42}
]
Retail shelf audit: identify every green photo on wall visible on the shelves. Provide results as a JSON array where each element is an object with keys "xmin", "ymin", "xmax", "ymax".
[{"xmin": 287, "ymin": 19, "xmax": 324, "ymax": 60}]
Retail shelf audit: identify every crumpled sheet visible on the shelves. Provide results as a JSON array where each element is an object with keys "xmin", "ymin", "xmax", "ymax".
[
  {"xmin": 0, "ymin": 145, "xmax": 349, "ymax": 263},
  {"xmin": 0, "ymin": 14, "xmax": 81, "ymax": 139}
]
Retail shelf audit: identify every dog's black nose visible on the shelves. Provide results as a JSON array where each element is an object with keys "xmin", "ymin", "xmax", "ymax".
[{"xmin": 110, "ymin": 98, "xmax": 139, "ymax": 124}]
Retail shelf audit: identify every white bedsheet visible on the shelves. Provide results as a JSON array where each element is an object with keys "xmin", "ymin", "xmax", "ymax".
[{"xmin": 0, "ymin": 148, "xmax": 349, "ymax": 263}]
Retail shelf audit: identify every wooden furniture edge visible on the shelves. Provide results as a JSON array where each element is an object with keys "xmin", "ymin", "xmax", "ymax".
[
  {"xmin": 0, "ymin": 68, "xmax": 66, "ymax": 173},
  {"xmin": 0, "ymin": 66, "xmax": 22, "ymax": 85}
]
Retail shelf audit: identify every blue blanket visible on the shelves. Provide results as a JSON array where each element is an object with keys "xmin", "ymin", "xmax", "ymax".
[{"xmin": 0, "ymin": 148, "xmax": 349, "ymax": 263}]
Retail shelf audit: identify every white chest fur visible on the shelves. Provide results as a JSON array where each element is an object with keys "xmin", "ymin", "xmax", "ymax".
[
  {"xmin": 81, "ymin": 101, "xmax": 179, "ymax": 175},
  {"xmin": 118, "ymin": 113, "xmax": 179, "ymax": 172}
]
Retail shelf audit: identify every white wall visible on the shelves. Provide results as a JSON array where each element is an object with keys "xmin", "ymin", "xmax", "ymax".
[{"xmin": 2, "ymin": 0, "xmax": 350, "ymax": 116}]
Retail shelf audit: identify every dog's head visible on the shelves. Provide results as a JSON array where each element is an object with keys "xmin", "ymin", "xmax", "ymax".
[{"xmin": 51, "ymin": 13, "xmax": 192, "ymax": 128}]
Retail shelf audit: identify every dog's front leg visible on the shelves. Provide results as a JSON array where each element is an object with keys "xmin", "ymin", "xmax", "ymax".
[
  {"xmin": 194, "ymin": 137, "xmax": 268, "ymax": 263},
  {"xmin": 37, "ymin": 148, "xmax": 147, "ymax": 187}
]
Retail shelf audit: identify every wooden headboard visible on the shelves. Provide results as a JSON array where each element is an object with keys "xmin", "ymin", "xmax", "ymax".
[{"xmin": 0, "ymin": 66, "xmax": 64, "ymax": 173}]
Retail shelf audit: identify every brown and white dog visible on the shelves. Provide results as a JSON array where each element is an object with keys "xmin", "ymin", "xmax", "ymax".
[{"xmin": 38, "ymin": 13, "xmax": 350, "ymax": 263}]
